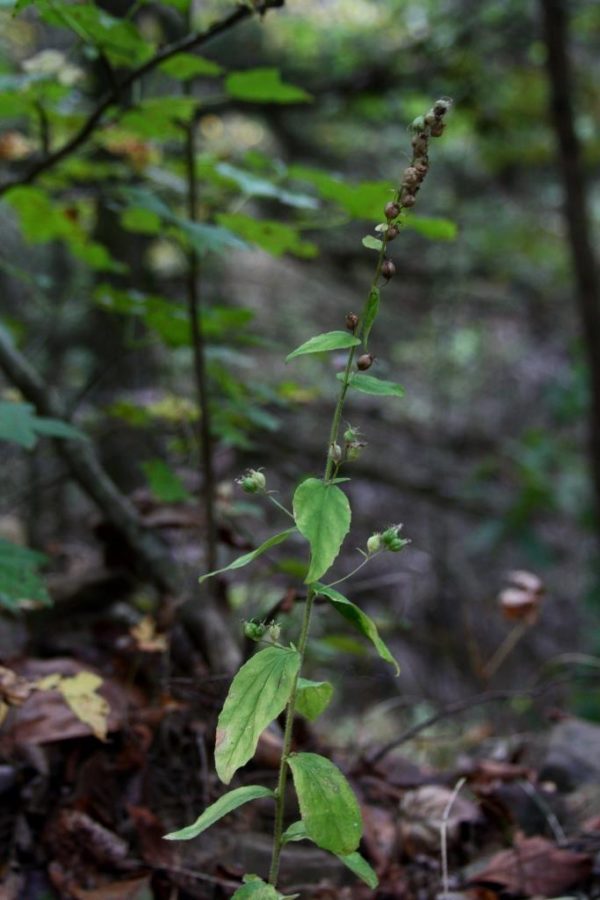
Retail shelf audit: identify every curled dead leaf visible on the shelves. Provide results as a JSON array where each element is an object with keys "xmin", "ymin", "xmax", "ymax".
[{"xmin": 499, "ymin": 570, "xmax": 544, "ymax": 624}]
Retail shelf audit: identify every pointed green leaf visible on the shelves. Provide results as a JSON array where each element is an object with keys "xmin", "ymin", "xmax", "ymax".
[
  {"xmin": 313, "ymin": 583, "xmax": 400, "ymax": 675},
  {"xmin": 215, "ymin": 646, "xmax": 301, "ymax": 784},
  {"xmin": 338, "ymin": 851, "xmax": 379, "ymax": 888},
  {"xmin": 216, "ymin": 212, "xmax": 316, "ymax": 259},
  {"xmin": 362, "ymin": 287, "xmax": 380, "ymax": 349},
  {"xmin": 405, "ymin": 215, "xmax": 457, "ymax": 241},
  {"xmin": 286, "ymin": 331, "xmax": 360, "ymax": 363},
  {"xmin": 281, "ymin": 822, "xmax": 378, "ymax": 889},
  {"xmin": 164, "ymin": 785, "xmax": 274, "ymax": 841},
  {"xmin": 225, "ymin": 68, "xmax": 312, "ymax": 104},
  {"xmin": 337, "ymin": 372, "xmax": 405, "ymax": 398},
  {"xmin": 287, "ymin": 752, "xmax": 362, "ymax": 855},
  {"xmin": 362, "ymin": 235, "xmax": 383, "ymax": 251},
  {"xmin": 296, "ymin": 679, "xmax": 333, "ymax": 722},
  {"xmin": 293, "ymin": 478, "xmax": 351, "ymax": 582},
  {"xmin": 199, "ymin": 529, "xmax": 296, "ymax": 584},
  {"xmin": 159, "ymin": 53, "xmax": 223, "ymax": 80}
]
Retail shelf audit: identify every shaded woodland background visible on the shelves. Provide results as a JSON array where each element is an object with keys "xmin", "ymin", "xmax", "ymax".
[{"xmin": 1, "ymin": 0, "xmax": 600, "ymax": 897}]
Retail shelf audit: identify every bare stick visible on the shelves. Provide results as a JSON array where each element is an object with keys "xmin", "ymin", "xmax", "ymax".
[{"xmin": 440, "ymin": 776, "xmax": 466, "ymax": 898}]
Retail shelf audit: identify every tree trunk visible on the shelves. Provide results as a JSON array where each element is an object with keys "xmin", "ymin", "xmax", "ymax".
[{"xmin": 540, "ymin": 0, "xmax": 600, "ymax": 533}]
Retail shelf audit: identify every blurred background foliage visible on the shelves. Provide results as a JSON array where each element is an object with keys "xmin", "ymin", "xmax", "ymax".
[{"xmin": 1, "ymin": 0, "xmax": 599, "ymax": 725}]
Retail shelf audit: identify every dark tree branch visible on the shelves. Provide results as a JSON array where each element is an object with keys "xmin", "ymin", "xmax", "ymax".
[
  {"xmin": 0, "ymin": 326, "xmax": 242, "ymax": 672},
  {"xmin": 540, "ymin": 0, "xmax": 600, "ymax": 534},
  {"xmin": 0, "ymin": 0, "xmax": 283, "ymax": 198}
]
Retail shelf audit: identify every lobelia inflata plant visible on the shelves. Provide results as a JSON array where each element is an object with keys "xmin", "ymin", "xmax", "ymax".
[{"xmin": 164, "ymin": 99, "xmax": 452, "ymax": 897}]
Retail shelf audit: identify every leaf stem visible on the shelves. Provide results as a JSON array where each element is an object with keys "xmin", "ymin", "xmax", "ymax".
[{"xmin": 267, "ymin": 494, "xmax": 295, "ymax": 520}]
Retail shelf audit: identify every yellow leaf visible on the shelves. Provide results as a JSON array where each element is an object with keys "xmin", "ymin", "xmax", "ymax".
[
  {"xmin": 130, "ymin": 616, "xmax": 168, "ymax": 653},
  {"xmin": 58, "ymin": 672, "xmax": 110, "ymax": 742}
]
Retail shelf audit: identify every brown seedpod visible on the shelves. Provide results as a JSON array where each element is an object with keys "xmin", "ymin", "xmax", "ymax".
[
  {"xmin": 357, "ymin": 353, "xmax": 374, "ymax": 371},
  {"xmin": 401, "ymin": 193, "xmax": 416, "ymax": 208},
  {"xmin": 345, "ymin": 312, "xmax": 359, "ymax": 332},
  {"xmin": 430, "ymin": 120, "xmax": 445, "ymax": 137},
  {"xmin": 384, "ymin": 201, "xmax": 400, "ymax": 220},
  {"xmin": 402, "ymin": 166, "xmax": 419, "ymax": 186},
  {"xmin": 386, "ymin": 225, "xmax": 399, "ymax": 241},
  {"xmin": 381, "ymin": 259, "xmax": 396, "ymax": 279}
]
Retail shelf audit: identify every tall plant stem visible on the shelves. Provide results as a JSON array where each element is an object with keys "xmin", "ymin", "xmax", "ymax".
[
  {"xmin": 268, "ymin": 239, "xmax": 390, "ymax": 885},
  {"xmin": 184, "ymin": 117, "xmax": 217, "ymax": 576}
]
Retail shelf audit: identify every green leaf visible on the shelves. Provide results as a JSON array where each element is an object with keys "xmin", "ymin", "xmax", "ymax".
[
  {"xmin": 216, "ymin": 212, "xmax": 317, "ymax": 259},
  {"xmin": 286, "ymin": 331, "xmax": 360, "ymax": 363},
  {"xmin": 288, "ymin": 167, "xmax": 390, "ymax": 220},
  {"xmin": 281, "ymin": 822, "xmax": 378, "ymax": 889},
  {"xmin": 159, "ymin": 53, "xmax": 222, "ymax": 80},
  {"xmin": 337, "ymin": 372, "xmax": 405, "ymax": 398},
  {"xmin": 313, "ymin": 583, "xmax": 400, "ymax": 675},
  {"xmin": 293, "ymin": 478, "xmax": 351, "ymax": 583},
  {"xmin": 141, "ymin": 459, "xmax": 190, "ymax": 503},
  {"xmin": 120, "ymin": 207, "xmax": 162, "ymax": 235},
  {"xmin": 296, "ymin": 678, "xmax": 333, "ymax": 721},
  {"xmin": 164, "ymin": 785, "xmax": 274, "ymax": 841},
  {"xmin": 230, "ymin": 875, "xmax": 286, "ymax": 900},
  {"xmin": 287, "ymin": 752, "xmax": 362, "ymax": 855},
  {"xmin": 362, "ymin": 235, "xmax": 383, "ymax": 251},
  {"xmin": 199, "ymin": 528, "xmax": 296, "ymax": 584},
  {"xmin": 0, "ymin": 401, "xmax": 84, "ymax": 449},
  {"xmin": 405, "ymin": 215, "xmax": 458, "ymax": 241},
  {"xmin": 214, "ymin": 162, "xmax": 318, "ymax": 210},
  {"xmin": 215, "ymin": 646, "xmax": 301, "ymax": 784},
  {"xmin": 362, "ymin": 287, "xmax": 379, "ymax": 349},
  {"xmin": 0, "ymin": 539, "xmax": 50, "ymax": 610},
  {"xmin": 225, "ymin": 68, "xmax": 312, "ymax": 104}
]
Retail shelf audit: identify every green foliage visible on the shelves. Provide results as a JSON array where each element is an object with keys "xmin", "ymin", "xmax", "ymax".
[
  {"xmin": 159, "ymin": 53, "xmax": 223, "ymax": 80},
  {"xmin": 338, "ymin": 372, "xmax": 405, "ymax": 398},
  {"xmin": 281, "ymin": 821, "xmax": 378, "ymax": 888},
  {"xmin": 0, "ymin": 539, "xmax": 50, "ymax": 610},
  {"xmin": 0, "ymin": 401, "xmax": 84, "ymax": 449},
  {"xmin": 293, "ymin": 478, "xmax": 351, "ymax": 583},
  {"xmin": 215, "ymin": 645, "xmax": 301, "ymax": 784},
  {"xmin": 286, "ymin": 752, "xmax": 362, "ymax": 855},
  {"xmin": 230, "ymin": 875, "xmax": 287, "ymax": 900},
  {"xmin": 199, "ymin": 529, "xmax": 296, "ymax": 585},
  {"xmin": 141, "ymin": 459, "xmax": 190, "ymax": 503},
  {"xmin": 216, "ymin": 213, "xmax": 317, "ymax": 259},
  {"xmin": 295, "ymin": 678, "xmax": 333, "ymax": 721},
  {"xmin": 225, "ymin": 68, "xmax": 312, "ymax": 104},
  {"xmin": 286, "ymin": 331, "xmax": 360, "ymax": 362},
  {"xmin": 164, "ymin": 785, "xmax": 274, "ymax": 841},
  {"xmin": 313, "ymin": 583, "xmax": 400, "ymax": 675}
]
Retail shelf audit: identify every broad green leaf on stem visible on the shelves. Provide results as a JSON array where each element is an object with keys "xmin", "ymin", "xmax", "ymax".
[
  {"xmin": 362, "ymin": 287, "xmax": 380, "ymax": 349},
  {"xmin": 313, "ymin": 584, "xmax": 400, "ymax": 675},
  {"xmin": 216, "ymin": 212, "xmax": 317, "ymax": 259},
  {"xmin": 286, "ymin": 332, "xmax": 360, "ymax": 363},
  {"xmin": 164, "ymin": 785, "xmax": 274, "ymax": 841},
  {"xmin": 293, "ymin": 478, "xmax": 351, "ymax": 583},
  {"xmin": 287, "ymin": 752, "xmax": 362, "ymax": 855},
  {"xmin": 362, "ymin": 235, "xmax": 383, "ymax": 251},
  {"xmin": 336, "ymin": 372, "xmax": 405, "ymax": 398},
  {"xmin": 405, "ymin": 215, "xmax": 458, "ymax": 241},
  {"xmin": 282, "ymin": 821, "xmax": 378, "ymax": 889},
  {"xmin": 225, "ymin": 68, "xmax": 312, "ymax": 104},
  {"xmin": 296, "ymin": 678, "xmax": 333, "ymax": 722},
  {"xmin": 215, "ymin": 646, "xmax": 301, "ymax": 784},
  {"xmin": 159, "ymin": 53, "xmax": 223, "ymax": 80},
  {"xmin": 199, "ymin": 529, "xmax": 296, "ymax": 584}
]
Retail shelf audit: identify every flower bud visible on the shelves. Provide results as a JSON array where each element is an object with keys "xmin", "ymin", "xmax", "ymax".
[
  {"xmin": 343, "ymin": 424, "xmax": 360, "ymax": 443},
  {"xmin": 384, "ymin": 201, "xmax": 400, "ymax": 220},
  {"xmin": 237, "ymin": 468, "xmax": 266, "ymax": 493},
  {"xmin": 433, "ymin": 98, "xmax": 452, "ymax": 117},
  {"xmin": 346, "ymin": 441, "xmax": 365, "ymax": 462},
  {"xmin": 345, "ymin": 312, "xmax": 359, "ymax": 332},
  {"xmin": 386, "ymin": 224, "xmax": 399, "ymax": 241},
  {"xmin": 381, "ymin": 259, "xmax": 396, "ymax": 280},
  {"xmin": 244, "ymin": 620, "xmax": 267, "ymax": 641},
  {"xmin": 424, "ymin": 111, "xmax": 436, "ymax": 126},
  {"xmin": 414, "ymin": 161, "xmax": 429, "ymax": 177},
  {"xmin": 381, "ymin": 524, "xmax": 409, "ymax": 553},
  {"xmin": 411, "ymin": 134, "xmax": 428, "ymax": 155},
  {"xmin": 329, "ymin": 442, "xmax": 343, "ymax": 463},
  {"xmin": 403, "ymin": 166, "xmax": 419, "ymax": 187},
  {"xmin": 430, "ymin": 120, "xmax": 445, "ymax": 138},
  {"xmin": 410, "ymin": 115, "xmax": 425, "ymax": 132},
  {"xmin": 357, "ymin": 353, "xmax": 374, "ymax": 371},
  {"xmin": 367, "ymin": 533, "xmax": 383, "ymax": 555},
  {"xmin": 267, "ymin": 621, "xmax": 281, "ymax": 642},
  {"xmin": 401, "ymin": 193, "xmax": 416, "ymax": 208}
]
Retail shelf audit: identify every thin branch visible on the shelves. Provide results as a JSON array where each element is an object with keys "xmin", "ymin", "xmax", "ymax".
[
  {"xmin": 367, "ymin": 678, "xmax": 570, "ymax": 766},
  {"xmin": 0, "ymin": 1, "xmax": 283, "ymax": 198}
]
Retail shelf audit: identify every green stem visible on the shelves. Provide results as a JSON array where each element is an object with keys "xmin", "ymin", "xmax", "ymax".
[
  {"xmin": 268, "ymin": 587, "xmax": 315, "ymax": 885},
  {"xmin": 268, "ymin": 218, "xmax": 393, "ymax": 889}
]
